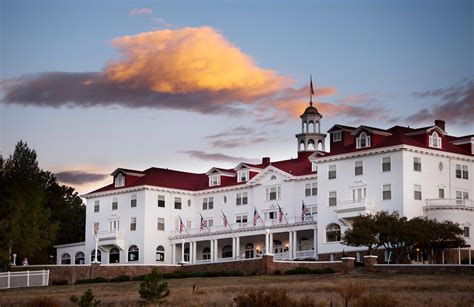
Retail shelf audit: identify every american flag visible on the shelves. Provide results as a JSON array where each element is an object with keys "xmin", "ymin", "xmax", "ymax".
[
  {"xmin": 222, "ymin": 210, "xmax": 229, "ymax": 228},
  {"xmin": 277, "ymin": 204, "xmax": 284, "ymax": 223},
  {"xmin": 179, "ymin": 216, "xmax": 185, "ymax": 234},
  {"xmin": 200, "ymin": 213, "xmax": 207, "ymax": 231},
  {"xmin": 301, "ymin": 201, "xmax": 309, "ymax": 221},
  {"xmin": 253, "ymin": 208, "xmax": 260, "ymax": 226},
  {"xmin": 310, "ymin": 75, "xmax": 315, "ymax": 97}
]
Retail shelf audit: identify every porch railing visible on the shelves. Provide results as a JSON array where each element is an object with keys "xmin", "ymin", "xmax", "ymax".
[
  {"xmin": 0, "ymin": 270, "xmax": 49, "ymax": 289},
  {"xmin": 425, "ymin": 198, "xmax": 474, "ymax": 209}
]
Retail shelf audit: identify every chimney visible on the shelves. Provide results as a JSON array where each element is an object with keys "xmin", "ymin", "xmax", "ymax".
[
  {"xmin": 262, "ymin": 157, "xmax": 270, "ymax": 165},
  {"xmin": 435, "ymin": 119, "xmax": 445, "ymax": 131}
]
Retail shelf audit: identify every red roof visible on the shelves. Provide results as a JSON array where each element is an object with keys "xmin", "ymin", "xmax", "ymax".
[{"xmin": 86, "ymin": 152, "xmax": 316, "ymax": 195}]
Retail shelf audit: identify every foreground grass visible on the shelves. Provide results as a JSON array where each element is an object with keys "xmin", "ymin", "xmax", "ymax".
[{"xmin": 1, "ymin": 273, "xmax": 473, "ymax": 306}]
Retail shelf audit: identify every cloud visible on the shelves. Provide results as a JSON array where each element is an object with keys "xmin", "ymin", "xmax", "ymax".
[
  {"xmin": 55, "ymin": 170, "xmax": 108, "ymax": 185},
  {"xmin": 210, "ymin": 137, "xmax": 267, "ymax": 148},
  {"xmin": 178, "ymin": 150, "xmax": 259, "ymax": 164},
  {"xmin": 205, "ymin": 126, "xmax": 256, "ymax": 139},
  {"xmin": 407, "ymin": 79, "xmax": 473, "ymax": 126},
  {"xmin": 152, "ymin": 18, "xmax": 175, "ymax": 29},
  {"xmin": 1, "ymin": 27, "xmax": 289, "ymax": 115},
  {"xmin": 129, "ymin": 8, "xmax": 152, "ymax": 16},
  {"xmin": 337, "ymin": 92, "xmax": 378, "ymax": 104}
]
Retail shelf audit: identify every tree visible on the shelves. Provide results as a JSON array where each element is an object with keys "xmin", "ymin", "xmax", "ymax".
[
  {"xmin": 139, "ymin": 268, "xmax": 170, "ymax": 304},
  {"xmin": 342, "ymin": 214, "xmax": 379, "ymax": 254},
  {"xmin": 70, "ymin": 289, "xmax": 101, "ymax": 307}
]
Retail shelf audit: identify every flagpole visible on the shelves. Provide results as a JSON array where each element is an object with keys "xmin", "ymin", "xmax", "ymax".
[
  {"xmin": 277, "ymin": 203, "xmax": 294, "ymax": 232},
  {"xmin": 310, "ymin": 74, "xmax": 313, "ymax": 104}
]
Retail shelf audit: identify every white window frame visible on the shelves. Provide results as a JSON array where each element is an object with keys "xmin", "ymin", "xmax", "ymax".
[
  {"xmin": 112, "ymin": 198, "xmax": 118, "ymax": 210},
  {"xmin": 382, "ymin": 157, "xmax": 391, "ymax": 172},
  {"xmin": 202, "ymin": 197, "xmax": 214, "ymax": 210},
  {"xmin": 329, "ymin": 191, "xmax": 337, "ymax": 207},
  {"xmin": 209, "ymin": 175, "xmax": 220, "ymax": 186},
  {"xmin": 332, "ymin": 131, "xmax": 342, "ymax": 142},
  {"xmin": 354, "ymin": 161, "xmax": 363, "ymax": 176},
  {"xmin": 456, "ymin": 191, "xmax": 469, "ymax": 205},
  {"xmin": 305, "ymin": 183, "xmax": 317, "ymax": 197},
  {"xmin": 157, "ymin": 218, "xmax": 165, "ymax": 231},
  {"xmin": 356, "ymin": 132, "xmax": 371, "ymax": 149},
  {"xmin": 158, "ymin": 195, "xmax": 165, "ymax": 208},
  {"xmin": 414, "ymin": 157, "xmax": 422, "ymax": 172},
  {"xmin": 414, "ymin": 184, "xmax": 422, "ymax": 200},
  {"xmin": 130, "ymin": 217, "xmax": 137, "ymax": 231},
  {"xmin": 93, "ymin": 222, "xmax": 99, "ymax": 235},
  {"xmin": 114, "ymin": 173, "xmax": 125, "ymax": 187},
  {"xmin": 131, "ymin": 194, "xmax": 137, "ymax": 208},
  {"xmin": 236, "ymin": 214, "xmax": 248, "ymax": 225},
  {"xmin": 236, "ymin": 192, "xmax": 248, "ymax": 206},
  {"xmin": 174, "ymin": 197, "xmax": 182, "ymax": 210},
  {"xmin": 328, "ymin": 165, "xmax": 336, "ymax": 179},
  {"xmin": 429, "ymin": 132, "xmax": 442, "ymax": 148},
  {"xmin": 265, "ymin": 186, "xmax": 281, "ymax": 201},
  {"xmin": 237, "ymin": 170, "xmax": 249, "ymax": 182},
  {"xmin": 382, "ymin": 184, "xmax": 391, "ymax": 200},
  {"xmin": 438, "ymin": 188, "xmax": 445, "ymax": 199},
  {"xmin": 94, "ymin": 200, "xmax": 100, "ymax": 213}
]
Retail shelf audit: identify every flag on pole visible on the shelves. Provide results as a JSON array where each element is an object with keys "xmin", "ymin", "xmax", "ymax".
[
  {"xmin": 200, "ymin": 213, "xmax": 207, "ymax": 231},
  {"xmin": 253, "ymin": 207, "xmax": 261, "ymax": 226},
  {"xmin": 310, "ymin": 75, "xmax": 315, "ymax": 104},
  {"xmin": 277, "ymin": 204, "xmax": 284, "ymax": 223},
  {"xmin": 222, "ymin": 210, "xmax": 229, "ymax": 228},
  {"xmin": 301, "ymin": 201, "xmax": 309, "ymax": 221},
  {"xmin": 179, "ymin": 216, "xmax": 185, "ymax": 234}
]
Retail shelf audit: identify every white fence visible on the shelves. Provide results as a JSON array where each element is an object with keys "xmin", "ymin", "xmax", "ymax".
[{"xmin": 0, "ymin": 270, "xmax": 49, "ymax": 289}]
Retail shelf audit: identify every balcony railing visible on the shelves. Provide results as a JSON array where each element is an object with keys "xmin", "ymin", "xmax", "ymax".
[
  {"xmin": 97, "ymin": 230, "xmax": 124, "ymax": 249},
  {"xmin": 336, "ymin": 198, "xmax": 374, "ymax": 219},
  {"xmin": 169, "ymin": 215, "xmax": 316, "ymax": 239},
  {"xmin": 425, "ymin": 198, "xmax": 474, "ymax": 210}
]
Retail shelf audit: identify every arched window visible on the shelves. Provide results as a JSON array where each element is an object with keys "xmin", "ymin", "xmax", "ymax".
[
  {"xmin": 271, "ymin": 175, "xmax": 277, "ymax": 181},
  {"xmin": 429, "ymin": 132, "xmax": 442, "ymax": 148},
  {"xmin": 317, "ymin": 140, "xmax": 323, "ymax": 151},
  {"xmin": 245, "ymin": 243, "xmax": 254, "ymax": 259},
  {"xmin": 184, "ymin": 248, "xmax": 190, "ymax": 262},
  {"xmin": 326, "ymin": 224, "xmax": 341, "ymax": 242},
  {"xmin": 156, "ymin": 246, "xmax": 165, "ymax": 262},
  {"xmin": 356, "ymin": 132, "xmax": 371, "ymax": 149},
  {"xmin": 75, "ymin": 252, "xmax": 85, "ymax": 264},
  {"xmin": 128, "ymin": 245, "xmax": 139, "ymax": 262},
  {"xmin": 61, "ymin": 253, "xmax": 71, "ymax": 265},
  {"xmin": 299, "ymin": 141, "xmax": 305, "ymax": 151},
  {"xmin": 115, "ymin": 173, "xmax": 125, "ymax": 187},
  {"xmin": 90, "ymin": 250, "xmax": 101, "ymax": 263},
  {"xmin": 222, "ymin": 245, "xmax": 232, "ymax": 258},
  {"xmin": 308, "ymin": 121, "xmax": 315, "ymax": 133},
  {"xmin": 109, "ymin": 247, "xmax": 120, "ymax": 263},
  {"xmin": 307, "ymin": 139, "xmax": 315, "ymax": 150},
  {"xmin": 202, "ymin": 247, "xmax": 211, "ymax": 260}
]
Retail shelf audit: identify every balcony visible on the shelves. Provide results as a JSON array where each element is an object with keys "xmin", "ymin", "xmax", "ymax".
[
  {"xmin": 336, "ymin": 198, "xmax": 374, "ymax": 220},
  {"xmin": 97, "ymin": 230, "xmax": 125, "ymax": 250},
  {"xmin": 169, "ymin": 215, "xmax": 317, "ymax": 239},
  {"xmin": 425, "ymin": 199, "xmax": 474, "ymax": 211}
]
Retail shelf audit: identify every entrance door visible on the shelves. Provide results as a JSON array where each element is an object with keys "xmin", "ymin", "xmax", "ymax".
[
  {"xmin": 109, "ymin": 247, "xmax": 120, "ymax": 263},
  {"xmin": 273, "ymin": 240, "xmax": 283, "ymax": 254},
  {"xmin": 245, "ymin": 243, "xmax": 254, "ymax": 259}
]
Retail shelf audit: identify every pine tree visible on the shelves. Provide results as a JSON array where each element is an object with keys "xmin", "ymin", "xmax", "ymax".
[{"xmin": 139, "ymin": 268, "xmax": 170, "ymax": 304}]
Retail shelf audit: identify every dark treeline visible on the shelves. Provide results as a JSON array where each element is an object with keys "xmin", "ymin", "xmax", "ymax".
[{"xmin": 0, "ymin": 141, "xmax": 85, "ymax": 269}]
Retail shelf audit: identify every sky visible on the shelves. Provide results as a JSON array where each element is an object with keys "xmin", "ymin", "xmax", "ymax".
[{"xmin": 1, "ymin": 0, "xmax": 473, "ymax": 195}]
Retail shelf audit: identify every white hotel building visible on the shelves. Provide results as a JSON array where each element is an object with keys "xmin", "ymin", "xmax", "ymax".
[{"xmin": 56, "ymin": 102, "xmax": 474, "ymax": 265}]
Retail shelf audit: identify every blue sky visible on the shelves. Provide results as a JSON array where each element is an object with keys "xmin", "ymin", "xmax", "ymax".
[{"xmin": 1, "ymin": 0, "xmax": 472, "ymax": 194}]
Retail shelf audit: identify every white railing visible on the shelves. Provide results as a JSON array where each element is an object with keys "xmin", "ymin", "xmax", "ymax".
[
  {"xmin": 274, "ymin": 252, "xmax": 290, "ymax": 260},
  {"xmin": 0, "ymin": 270, "xmax": 49, "ymax": 289},
  {"xmin": 169, "ymin": 215, "xmax": 317, "ymax": 238},
  {"xmin": 425, "ymin": 198, "xmax": 474, "ymax": 208},
  {"xmin": 97, "ymin": 230, "xmax": 123, "ymax": 240},
  {"xmin": 337, "ymin": 198, "xmax": 374, "ymax": 212},
  {"xmin": 295, "ymin": 250, "xmax": 315, "ymax": 258}
]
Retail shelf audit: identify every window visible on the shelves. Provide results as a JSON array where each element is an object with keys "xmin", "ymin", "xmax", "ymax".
[
  {"xmin": 352, "ymin": 187, "xmax": 366, "ymax": 201},
  {"xmin": 114, "ymin": 173, "xmax": 125, "ymax": 187},
  {"xmin": 429, "ymin": 132, "xmax": 442, "ymax": 148},
  {"xmin": 439, "ymin": 188, "xmax": 445, "ymax": 199},
  {"xmin": 326, "ymin": 223, "xmax": 341, "ymax": 242},
  {"xmin": 109, "ymin": 219, "xmax": 120, "ymax": 231},
  {"xmin": 236, "ymin": 215, "xmax": 248, "ymax": 225},
  {"xmin": 266, "ymin": 186, "xmax": 281, "ymax": 201},
  {"xmin": 93, "ymin": 222, "xmax": 99, "ymax": 235},
  {"xmin": 356, "ymin": 132, "xmax": 371, "ymax": 149},
  {"xmin": 236, "ymin": 192, "xmax": 248, "ymax": 205},
  {"xmin": 332, "ymin": 131, "xmax": 342, "ymax": 142},
  {"xmin": 112, "ymin": 198, "xmax": 118, "ymax": 210},
  {"xmin": 414, "ymin": 157, "xmax": 421, "ymax": 172},
  {"xmin": 157, "ymin": 218, "xmax": 165, "ymax": 231},
  {"xmin": 90, "ymin": 250, "xmax": 101, "ymax": 263},
  {"xmin": 311, "ymin": 162, "xmax": 317, "ymax": 172},
  {"xmin": 156, "ymin": 246, "xmax": 165, "ymax": 262},
  {"xmin": 328, "ymin": 165, "xmax": 336, "ymax": 179},
  {"xmin": 382, "ymin": 184, "xmax": 391, "ymax": 200},
  {"xmin": 329, "ymin": 191, "xmax": 337, "ymax": 206},
  {"xmin": 94, "ymin": 201, "xmax": 100, "ymax": 213},
  {"xmin": 158, "ymin": 195, "xmax": 165, "ymax": 208},
  {"xmin": 128, "ymin": 245, "xmax": 139, "ymax": 262},
  {"xmin": 174, "ymin": 197, "xmax": 182, "ymax": 210},
  {"xmin": 131, "ymin": 194, "xmax": 137, "ymax": 208},
  {"xmin": 130, "ymin": 217, "xmax": 137, "ymax": 231},
  {"xmin": 238, "ymin": 170, "xmax": 249, "ymax": 182},
  {"xmin": 209, "ymin": 175, "xmax": 220, "ymax": 186},
  {"xmin": 305, "ymin": 183, "xmax": 317, "ymax": 196},
  {"xmin": 456, "ymin": 191, "xmax": 469, "ymax": 204},
  {"xmin": 464, "ymin": 227, "xmax": 470, "ymax": 238},
  {"xmin": 75, "ymin": 252, "xmax": 85, "ymax": 265},
  {"xmin": 456, "ymin": 164, "xmax": 469, "ymax": 179},
  {"xmin": 354, "ymin": 161, "xmax": 363, "ymax": 176},
  {"xmin": 202, "ymin": 247, "xmax": 211, "ymax": 260},
  {"xmin": 109, "ymin": 248, "xmax": 120, "ymax": 263},
  {"xmin": 414, "ymin": 185, "xmax": 422, "ymax": 200},
  {"xmin": 382, "ymin": 157, "xmax": 391, "ymax": 172},
  {"xmin": 265, "ymin": 211, "xmax": 278, "ymax": 220},
  {"xmin": 222, "ymin": 245, "xmax": 233, "ymax": 258},
  {"xmin": 202, "ymin": 197, "xmax": 214, "ymax": 210},
  {"xmin": 61, "ymin": 253, "xmax": 71, "ymax": 265}
]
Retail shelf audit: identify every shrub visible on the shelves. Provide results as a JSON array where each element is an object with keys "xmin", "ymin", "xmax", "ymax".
[
  {"xmin": 234, "ymin": 289, "xmax": 324, "ymax": 307},
  {"xmin": 74, "ymin": 277, "xmax": 108, "ymax": 284},
  {"xmin": 27, "ymin": 297, "xmax": 61, "ymax": 307},
  {"xmin": 334, "ymin": 281, "xmax": 368, "ymax": 307},
  {"xmin": 355, "ymin": 293, "xmax": 398, "ymax": 307},
  {"xmin": 273, "ymin": 270, "xmax": 283, "ymax": 275},
  {"xmin": 109, "ymin": 275, "xmax": 131, "ymax": 282},
  {"xmin": 70, "ymin": 289, "xmax": 101, "ymax": 307},
  {"xmin": 461, "ymin": 258, "xmax": 474, "ymax": 265},
  {"xmin": 51, "ymin": 279, "xmax": 68, "ymax": 286},
  {"xmin": 284, "ymin": 267, "xmax": 335, "ymax": 275},
  {"xmin": 139, "ymin": 268, "xmax": 170, "ymax": 304}
]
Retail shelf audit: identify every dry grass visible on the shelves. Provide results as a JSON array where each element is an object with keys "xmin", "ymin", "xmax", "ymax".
[{"xmin": 0, "ymin": 273, "xmax": 473, "ymax": 306}]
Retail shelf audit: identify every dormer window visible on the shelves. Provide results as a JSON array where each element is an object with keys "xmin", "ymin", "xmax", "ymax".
[
  {"xmin": 356, "ymin": 132, "xmax": 371, "ymax": 149},
  {"xmin": 209, "ymin": 175, "xmax": 220, "ymax": 187},
  {"xmin": 332, "ymin": 131, "xmax": 342, "ymax": 142},
  {"xmin": 114, "ymin": 173, "xmax": 125, "ymax": 187},
  {"xmin": 237, "ymin": 170, "xmax": 249, "ymax": 182},
  {"xmin": 429, "ymin": 132, "xmax": 442, "ymax": 148}
]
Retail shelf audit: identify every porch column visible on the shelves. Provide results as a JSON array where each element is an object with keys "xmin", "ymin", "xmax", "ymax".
[
  {"xmin": 232, "ymin": 237, "xmax": 236, "ymax": 259},
  {"xmin": 171, "ymin": 244, "xmax": 175, "ymax": 265},
  {"xmin": 236, "ymin": 236, "xmax": 240, "ymax": 259},
  {"xmin": 458, "ymin": 247, "xmax": 461, "ymax": 265},
  {"xmin": 269, "ymin": 233, "xmax": 274, "ymax": 254},
  {"xmin": 292, "ymin": 231, "xmax": 297, "ymax": 259},
  {"xmin": 214, "ymin": 239, "xmax": 219, "ymax": 261},
  {"xmin": 192, "ymin": 241, "xmax": 197, "ymax": 264},
  {"xmin": 181, "ymin": 241, "xmax": 185, "ymax": 263},
  {"xmin": 265, "ymin": 230, "xmax": 270, "ymax": 254},
  {"xmin": 288, "ymin": 231, "xmax": 293, "ymax": 260},
  {"xmin": 469, "ymin": 249, "xmax": 472, "ymax": 265},
  {"xmin": 313, "ymin": 228, "xmax": 318, "ymax": 259},
  {"xmin": 210, "ymin": 239, "xmax": 214, "ymax": 262}
]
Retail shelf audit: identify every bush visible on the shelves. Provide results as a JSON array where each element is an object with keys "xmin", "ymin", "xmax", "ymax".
[
  {"xmin": 461, "ymin": 258, "xmax": 474, "ymax": 265},
  {"xmin": 234, "ymin": 289, "xmax": 324, "ymax": 307},
  {"xmin": 109, "ymin": 275, "xmax": 131, "ymax": 282},
  {"xmin": 284, "ymin": 267, "xmax": 335, "ymax": 275},
  {"xmin": 75, "ymin": 277, "xmax": 108, "ymax": 284},
  {"xmin": 51, "ymin": 279, "xmax": 68, "ymax": 286},
  {"xmin": 355, "ymin": 293, "xmax": 398, "ymax": 307},
  {"xmin": 335, "ymin": 281, "xmax": 368, "ymax": 307},
  {"xmin": 273, "ymin": 270, "xmax": 283, "ymax": 275},
  {"xmin": 27, "ymin": 297, "xmax": 62, "ymax": 307},
  {"xmin": 139, "ymin": 268, "xmax": 170, "ymax": 304},
  {"xmin": 70, "ymin": 289, "xmax": 101, "ymax": 307}
]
